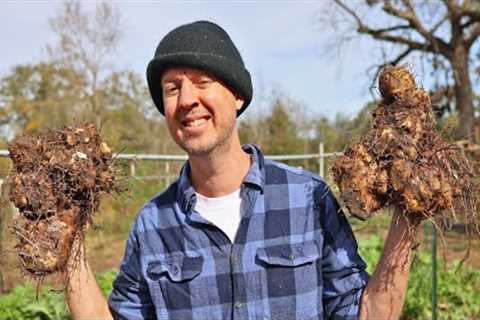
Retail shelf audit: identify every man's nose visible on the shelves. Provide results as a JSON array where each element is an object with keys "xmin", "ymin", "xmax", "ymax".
[{"xmin": 178, "ymin": 81, "xmax": 199, "ymax": 110}]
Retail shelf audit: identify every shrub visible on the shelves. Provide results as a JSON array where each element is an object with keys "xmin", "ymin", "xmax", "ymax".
[
  {"xmin": 358, "ymin": 235, "xmax": 480, "ymax": 319},
  {"xmin": 0, "ymin": 270, "xmax": 117, "ymax": 320}
]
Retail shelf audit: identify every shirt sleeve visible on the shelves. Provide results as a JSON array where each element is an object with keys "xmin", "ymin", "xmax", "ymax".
[
  {"xmin": 319, "ymin": 187, "xmax": 370, "ymax": 320},
  {"xmin": 108, "ymin": 217, "xmax": 156, "ymax": 320}
]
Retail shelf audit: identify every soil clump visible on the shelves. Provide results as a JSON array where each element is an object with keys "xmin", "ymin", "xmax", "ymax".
[
  {"xmin": 8, "ymin": 123, "xmax": 119, "ymax": 278},
  {"xmin": 333, "ymin": 66, "xmax": 478, "ymax": 235}
]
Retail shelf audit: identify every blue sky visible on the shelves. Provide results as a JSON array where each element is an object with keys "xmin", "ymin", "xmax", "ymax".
[{"xmin": 0, "ymin": 1, "xmax": 379, "ymax": 120}]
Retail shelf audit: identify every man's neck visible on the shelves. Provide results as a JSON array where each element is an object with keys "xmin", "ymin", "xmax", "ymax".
[{"xmin": 188, "ymin": 141, "xmax": 251, "ymax": 198}]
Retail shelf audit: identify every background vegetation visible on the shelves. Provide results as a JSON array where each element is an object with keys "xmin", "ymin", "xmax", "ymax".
[{"xmin": 1, "ymin": 231, "xmax": 479, "ymax": 319}]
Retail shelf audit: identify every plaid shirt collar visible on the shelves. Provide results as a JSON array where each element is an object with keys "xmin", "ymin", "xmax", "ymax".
[{"xmin": 176, "ymin": 143, "xmax": 265, "ymax": 214}]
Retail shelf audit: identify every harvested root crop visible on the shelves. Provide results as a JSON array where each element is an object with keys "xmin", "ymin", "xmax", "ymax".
[
  {"xmin": 332, "ymin": 66, "xmax": 478, "ymax": 231},
  {"xmin": 8, "ymin": 123, "xmax": 119, "ymax": 278}
]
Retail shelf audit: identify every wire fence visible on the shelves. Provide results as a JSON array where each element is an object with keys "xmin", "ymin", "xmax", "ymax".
[
  {"xmin": 1, "ymin": 141, "xmax": 477, "ymax": 181},
  {"xmin": 0, "ymin": 143, "xmax": 341, "ymax": 184}
]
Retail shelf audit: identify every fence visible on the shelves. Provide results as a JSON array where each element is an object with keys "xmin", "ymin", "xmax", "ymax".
[
  {"xmin": 104, "ymin": 142, "xmax": 336, "ymax": 180},
  {"xmin": 0, "ymin": 143, "xmax": 338, "ymax": 186}
]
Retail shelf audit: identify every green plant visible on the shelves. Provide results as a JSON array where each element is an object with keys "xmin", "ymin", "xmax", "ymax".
[
  {"xmin": 0, "ymin": 270, "xmax": 118, "ymax": 320},
  {"xmin": 0, "ymin": 283, "xmax": 69, "ymax": 320},
  {"xmin": 358, "ymin": 235, "xmax": 480, "ymax": 319}
]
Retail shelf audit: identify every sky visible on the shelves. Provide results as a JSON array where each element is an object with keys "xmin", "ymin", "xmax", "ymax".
[{"xmin": 0, "ymin": 1, "xmax": 379, "ymax": 120}]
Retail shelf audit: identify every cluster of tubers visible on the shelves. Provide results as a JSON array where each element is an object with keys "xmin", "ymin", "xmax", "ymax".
[
  {"xmin": 8, "ymin": 123, "xmax": 118, "ymax": 277},
  {"xmin": 333, "ymin": 66, "xmax": 478, "ymax": 227}
]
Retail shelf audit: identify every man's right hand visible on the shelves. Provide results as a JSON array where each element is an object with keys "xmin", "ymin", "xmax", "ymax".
[{"xmin": 65, "ymin": 243, "xmax": 113, "ymax": 320}]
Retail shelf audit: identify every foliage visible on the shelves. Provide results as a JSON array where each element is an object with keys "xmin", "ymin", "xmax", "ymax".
[
  {"xmin": 1, "ymin": 235, "xmax": 479, "ymax": 319},
  {"xmin": 0, "ymin": 282, "xmax": 68, "ymax": 320},
  {"xmin": 315, "ymin": 101, "xmax": 374, "ymax": 153},
  {"xmin": 358, "ymin": 234, "xmax": 480, "ymax": 319},
  {"xmin": 239, "ymin": 95, "xmax": 317, "ymax": 170},
  {"xmin": 0, "ymin": 63, "xmax": 85, "ymax": 138},
  {"xmin": 240, "ymin": 96, "xmax": 304, "ymax": 153},
  {"xmin": 0, "ymin": 270, "xmax": 117, "ymax": 320}
]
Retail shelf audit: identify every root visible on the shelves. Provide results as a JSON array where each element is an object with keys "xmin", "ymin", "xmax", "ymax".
[
  {"xmin": 332, "ymin": 65, "xmax": 479, "ymax": 256},
  {"xmin": 8, "ymin": 123, "xmax": 121, "ymax": 281}
]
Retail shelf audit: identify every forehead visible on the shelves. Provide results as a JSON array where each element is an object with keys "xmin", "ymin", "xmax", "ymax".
[{"xmin": 161, "ymin": 67, "xmax": 211, "ymax": 82}]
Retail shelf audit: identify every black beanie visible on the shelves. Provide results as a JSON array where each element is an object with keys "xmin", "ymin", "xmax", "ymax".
[{"xmin": 147, "ymin": 21, "xmax": 253, "ymax": 117}]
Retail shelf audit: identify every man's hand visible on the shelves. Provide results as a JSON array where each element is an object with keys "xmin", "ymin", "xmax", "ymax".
[
  {"xmin": 65, "ymin": 242, "xmax": 113, "ymax": 320},
  {"xmin": 359, "ymin": 208, "xmax": 423, "ymax": 319}
]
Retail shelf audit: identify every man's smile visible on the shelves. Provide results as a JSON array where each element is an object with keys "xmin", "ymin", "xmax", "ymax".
[{"xmin": 181, "ymin": 114, "xmax": 211, "ymax": 128}]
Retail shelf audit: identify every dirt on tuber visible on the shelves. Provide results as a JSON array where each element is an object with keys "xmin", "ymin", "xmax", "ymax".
[
  {"xmin": 332, "ymin": 66, "xmax": 478, "ymax": 235},
  {"xmin": 8, "ymin": 123, "xmax": 120, "ymax": 278}
]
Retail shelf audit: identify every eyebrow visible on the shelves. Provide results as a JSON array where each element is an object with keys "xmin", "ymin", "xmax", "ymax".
[
  {"xmin": 161, "ymin": 70, "xmax": 215, "ymax": 85},
  {"xmin": 161, "ymin": 74, "xmax": 180, "ymax": 84}
]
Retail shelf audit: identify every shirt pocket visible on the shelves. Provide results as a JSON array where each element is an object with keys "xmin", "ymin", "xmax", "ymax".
[
  {"xmin": 145, "ymin": 253, "xmax": 204, "ymax": 317},
  {"xmin": 256, "ymin": 240, "xmax": 320, "ymax": 267},
  {"xmin": 255, "ymin": 240, "xmax": 323, "ymax": 320},
  {"xmin": 146, "ymin": 254, "xmax": 203, "ymax": 282}
]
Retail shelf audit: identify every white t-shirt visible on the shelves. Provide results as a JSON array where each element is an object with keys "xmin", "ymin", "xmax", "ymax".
[{"xmin": 195, "ymin": 189, "xmax": 242, "ymax": 242}]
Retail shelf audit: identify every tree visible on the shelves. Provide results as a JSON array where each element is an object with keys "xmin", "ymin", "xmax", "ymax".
[
  {"xmin": 239, "ymin": 95, "xmax": 308, "ymax": 156},
  {"xmin": 48, "ymin": 1, "xmax": 122, "ymax": 124},
  {"xmin": 315, "ymin": 102, "xmax": 374, "ymax": 152},
  {"xmin": 263, "ymin": 98, "xmax": 305, "ymax": 155},
  {"xmin": 96, "ymin": 70, "xmax": 174, "ymax": 154},
  {"xmin": 0, "ymin": 63, "xmax": 85, "ymax": 138},
  {"xmin": 330, "ymin": 0, "xmax": 480, "ymax": 142}
]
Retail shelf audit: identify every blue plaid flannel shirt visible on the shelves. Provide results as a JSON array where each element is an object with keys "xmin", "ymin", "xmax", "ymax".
[{"xmin": 109, "ymin": 144, "xmax": 369, "ymax": 320}]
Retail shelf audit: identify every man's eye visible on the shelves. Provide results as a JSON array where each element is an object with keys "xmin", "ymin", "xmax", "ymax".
[
  {"xmin": 197, "ymin": 78, "xmax": 213, "ymax": 86},
  {"xmin": 164, "ymin": 85, "xmax": 178, "ymax": 95}
]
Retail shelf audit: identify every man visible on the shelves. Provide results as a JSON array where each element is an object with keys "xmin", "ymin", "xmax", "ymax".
[{"xmin": 66, "ymin": 21, "xmax": 422, "ymax": 320}]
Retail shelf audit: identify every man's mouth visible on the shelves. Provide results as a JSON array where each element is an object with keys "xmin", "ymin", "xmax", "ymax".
[{"xmin": 181, "ymin": 115, "xmax": 211, "ymax": 128}]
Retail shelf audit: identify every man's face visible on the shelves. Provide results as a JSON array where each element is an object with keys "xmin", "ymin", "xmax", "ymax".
[{"xmin": 161, "ymin": 67, "xmax": 244, "ymax": 156}]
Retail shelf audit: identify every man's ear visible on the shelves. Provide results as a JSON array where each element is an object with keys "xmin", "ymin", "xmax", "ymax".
[{"xmin": 235, "ymin": 94, "xmax": 245, "ymax": 111}]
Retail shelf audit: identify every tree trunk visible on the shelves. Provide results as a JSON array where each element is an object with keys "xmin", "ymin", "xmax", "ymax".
[{"xmin": 450, "ymin": 44, "xmax": 476, "ymax": 142}]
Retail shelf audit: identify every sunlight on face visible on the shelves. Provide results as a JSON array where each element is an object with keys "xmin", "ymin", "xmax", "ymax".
[{"xmin": 161, "ymin": 67, "xmax": 244, "ymax": 156}]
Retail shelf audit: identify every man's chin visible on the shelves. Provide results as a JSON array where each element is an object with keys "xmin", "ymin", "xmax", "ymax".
[{"xmin": 181, "ymin": 142, "xmax": 216, "ymax": 157}]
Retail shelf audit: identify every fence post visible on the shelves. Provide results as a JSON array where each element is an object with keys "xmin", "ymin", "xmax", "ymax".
[
  {"xmin": 165, "ymin": 161, "xmax": 170, "ymax": 186},
  {"xmin": 129, "ymin": 161, "xmax": 136, "ymax": 177},
  {"xmin": 319, "ymin": 142, "xmax": 324, "ymax": 177}
]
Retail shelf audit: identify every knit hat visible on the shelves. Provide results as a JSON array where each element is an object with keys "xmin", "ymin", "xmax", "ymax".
[{"xmin": 147, "ymin": 21, "xmax": 253, "ymax": 117}]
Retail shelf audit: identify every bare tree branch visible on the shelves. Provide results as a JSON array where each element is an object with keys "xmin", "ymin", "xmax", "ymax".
[
  {"xmin": 443, "ymin": 0, "xmax": 462, "ymax": 39},
  {"xmin": 333, "ymin": 0, "xmax": 450, "ymax": 56},
  {"xmin": 441, "ymin": 0, "xmax": 459, "ymax": 20},
  {"xmin": 375, "ymin": 25, "xmax": 411, "ymax": 33},
  {"xmin": 360, "ymin": 27, "xmax": 434, "ymax": 52},
  {"xmin": 463, "ymin": 9, "xmax": 480, "ymax": 22},
  {"xmin": 431, "ymin": 15, "xmax": 448, "ymax": 34},
  {"xmin": 400, "ymin": 0, "xmax": 414, "ymax": 13},
  {"xmin": 461, "ymin": 17, "xmax": 477, "ymax": 30},
  {"xmin": 390, "ymin": 47, "xmax": 414, "ymax": 66},
  {"xmin": 465, "ymin": 23, "xmax": 480, "ymax": 48},
  {"xmin": 328, "ymin": 0, "xmax": 479, "ymax": 142},
  {"xmin": 332, "ymin": 0, "xmax": 364, "ymax": 28},
  {"xmin": 382, "ymin": 0, "xmax": 450, "ymax": 54}
]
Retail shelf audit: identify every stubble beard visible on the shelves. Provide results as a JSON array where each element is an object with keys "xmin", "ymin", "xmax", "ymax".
[{"xmin": 177, "ymin": 117, "xmax": 237, "ymax": 158}]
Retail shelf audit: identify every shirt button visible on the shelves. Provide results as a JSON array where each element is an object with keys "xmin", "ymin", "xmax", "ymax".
[
  {"xmin": 289, "ymin": 254, "xmax": 296, "ymax": 260},
  {"xmin": 234, "ymin": 302, "xmax": 243, "ymax": 309},
  {"xmin": 172, "ymin": 266, "xmax": 180, "ymax": 275}
]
